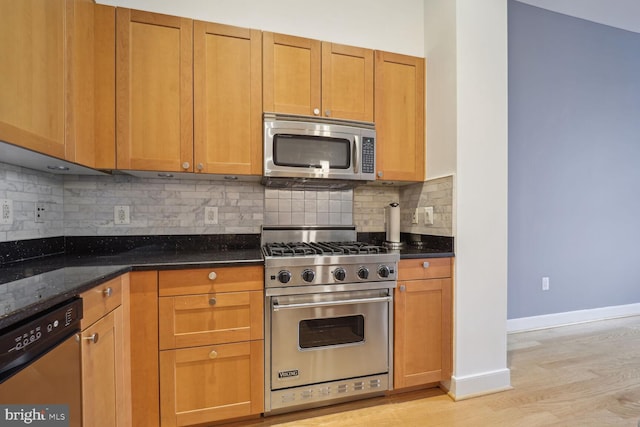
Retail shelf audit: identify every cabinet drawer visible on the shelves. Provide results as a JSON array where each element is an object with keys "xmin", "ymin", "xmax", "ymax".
[
  {"xmin": 159, "ymin": 266, "xmax": 263, "ymax": 296},
  {"xmin": 159, "ymin": 341, "xmax": 264, "ymax": 427},
  {"xmin": 80, "ymin": 275, "xmax": 123, "ymax": 329},
  {"xmin": 159, "ymin": 290, "xmax": 263, "ymax": 349},
  {"xmin": 398, "ymin": 258, "xmax": 452, "ymax": 281}
]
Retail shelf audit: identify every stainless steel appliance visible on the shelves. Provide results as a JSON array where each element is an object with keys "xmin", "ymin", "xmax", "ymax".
[
  {"xmin": 0, "ymin": 298, "xmax": 83, "ymax": 426},
  {"xmin": 262, "ymin": 226, "xmax": 398, "ymax": 414},
  {"xmin": 263, "ymin": 113, "xmax": 376, "ymax": 189}
]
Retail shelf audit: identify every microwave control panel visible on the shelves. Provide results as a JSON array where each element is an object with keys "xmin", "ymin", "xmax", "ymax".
[{"xmin": 362, "ymin": 137, "xmax": 375, "ymax": 174}]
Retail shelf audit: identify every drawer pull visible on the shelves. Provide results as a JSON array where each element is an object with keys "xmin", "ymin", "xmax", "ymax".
[
  {"xmin": 209, "ymin": 350, "xmax": 218, "ymax": 359},
  {"xmin": 209, "ymin": 298, "xmax": 217, "ymax": 306},
  {"xmin": 208, "ymin": 272, "xmax": 217, "ymax": 281},
  {"xmin": 84, "ymin": 333, "xmax": 99, "ymax": 344},
  {"xmin": 399, "ymin": 285, "xmax": 406, "ymax": 292},
  {"xmin": 422, "ymin": 262, "xmax": 430, "ymax": 269},
  {"xmin": 103, "ymin": 287, "xmax": 113, "ymax": 297}
]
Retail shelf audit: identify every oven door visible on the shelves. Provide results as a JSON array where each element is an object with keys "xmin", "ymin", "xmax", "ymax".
[{"xmin": 269, "ymin": 288, "xmax": 392, "ymax": 390}]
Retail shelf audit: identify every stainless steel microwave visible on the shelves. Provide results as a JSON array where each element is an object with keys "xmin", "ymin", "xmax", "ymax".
[{"xmin": 263, "ymin": 113, "xmax": 376, "ymax": 189}]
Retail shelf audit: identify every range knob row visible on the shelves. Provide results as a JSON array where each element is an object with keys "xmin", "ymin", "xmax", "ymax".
[{"xmin": 276, "ymin": 265, "xmax": 393, "ymax": 283}]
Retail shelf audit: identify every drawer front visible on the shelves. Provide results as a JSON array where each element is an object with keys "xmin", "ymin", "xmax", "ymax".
[
  {"xmin": 398, "ymin": 257, "xmax": 452, "ymax": 281},
  {"xmin": 159, "ymin": 290, "xmax": 263, "ymax": 349},
  {"xmin": 80, "ymin": 275, "xmax": 123, "ymax": 330},
  {"xmin": 159, "ymin": 266, "xmax": 263, "ymax": 296},
  {"xmin": 159, "ymin": 341, "xmax": 264, "ymax": 427}
]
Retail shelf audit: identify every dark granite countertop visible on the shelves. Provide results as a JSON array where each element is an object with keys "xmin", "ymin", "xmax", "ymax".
[
  {"xmin": 0, "ymin": 236, "xmax": 263, "ymax": 331},
  {"xmin": 0, "ymin": 232, "xmax": 452, "ymax": 331}
]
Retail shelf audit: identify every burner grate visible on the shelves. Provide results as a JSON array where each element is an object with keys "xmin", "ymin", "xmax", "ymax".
[{"xmin": 264, "ymin": 241, "xmax": 388, "ymax": 257}]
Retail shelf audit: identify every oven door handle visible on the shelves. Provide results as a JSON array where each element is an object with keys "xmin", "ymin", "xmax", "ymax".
[{"xmin": 272, "ymin": 295, "xmax": 392, "ymax": 311}]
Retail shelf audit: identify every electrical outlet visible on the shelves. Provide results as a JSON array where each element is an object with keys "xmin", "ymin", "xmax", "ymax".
[
  {"xmin": 542, "ymin": 276, "xmax": 550, "ymax": 291},
  {"xmin": 114, "ymin": 205, "xmax": 130, "ymax": 225},
  {"xmin": 423, "ymin": 206, "xmax": 434, "ymax": 225},
  {"xmin": 35, "ymin": 201, "xmax": 46, "ymax": 223},
  {"xmin": 411, "ymin": 209, "xmax": 419, "ymax": 224},
  {"xmin": 1, "ymin": 199, "xmax": 13, "ymax": 225},
  {"xmin": 204, "ymin": 206, "xmax": 218, "ymax": 225}
]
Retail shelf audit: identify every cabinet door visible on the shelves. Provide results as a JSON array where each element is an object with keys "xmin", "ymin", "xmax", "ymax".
[
  {"xmin": 67, "ymin": 1, "xmax": 116, "ymax": 169},
  {"xmin": 375, "ymin": 51, "xmax": 425, "ymax": 181},
  {"xmin": 158, "ymin": 290, "xmax": 263, "ymax": 349},
  {"xmin": 263, "ymin": 32, "xmax": 321, "ymax": 116},
  {"xmin": 322, "ymin": 43, "xmax": 374, "ymax": 122},
  {"xmin": 394, "ymin": 278, "xmax": 452, "ymax": 389},
  {"xmin": 0, "ymin": 0, "xmax": 66, "ymax": 158},
  {"xmin": 160, "ymin": 341, "xmax": 264, "ymax": 427},
  {"xmin": 116, "ymin": 8, "xmax": 193, "ymax": 172},
  {"xmin": 81, "ymin": 307, "xmax": 122, "ymax": 427},
  {"xmin": 194, "ymin": 22, "xmax": 262, "ymax": 175}
]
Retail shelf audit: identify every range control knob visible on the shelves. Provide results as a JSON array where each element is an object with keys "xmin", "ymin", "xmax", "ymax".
[
  {"xmin": 334, "ymin": 267, "xmax": 347, "ymax": 281},
  {"xmin": 302, "ymin": 269, "xmax": 316, "ymax": 283},
  {"xmin": 357, "ymin": 267, "xmax": 369, "ymax": 280},
  {"xmin": 377, "ymin": 265, "xmax": 391, "ymax": 278},
  {"xmin": 278, "ymin": 270, "xmax": 292, "ymax": 284}
]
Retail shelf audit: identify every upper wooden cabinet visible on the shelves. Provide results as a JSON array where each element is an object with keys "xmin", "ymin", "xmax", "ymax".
[
  {"xmin": 374, "ymin": 51, "xmax": 425, "ymax": 181},
  {"xmin": 116, "ymin": 9, "xmax": 193, "ymax": 172},
  {"xmin": 193, "ymin": 22, "xmax": 262, "ymax": 175},
  {"xmin": 0, "ymin": 0, "xmax": 115, "ymax": 168},
  {"xmin": 263, "ymin": 32, "xmax": 374, "ymax": 122},
  {"xmin": 116, "ymin": 12, "xmax": 262, "ymax": 176}
]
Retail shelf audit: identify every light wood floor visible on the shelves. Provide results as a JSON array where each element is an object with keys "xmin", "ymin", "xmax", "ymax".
[{"xmin": 228, "ymin": 316, "xmax": 640, "ymax": 426}]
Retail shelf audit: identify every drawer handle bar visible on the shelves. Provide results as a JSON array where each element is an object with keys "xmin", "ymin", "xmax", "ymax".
[
  {"xmin": 208, "ymin": 272, "xmax": 217, "ymax": 281},
  {"xmin": 423, "ymin": 262, "xmax": 430, "ymax": 268},
  {"xmin": 103, "ymin": 287, "xmax": 113, "ymax": 297},
  {"xmin": 273, "ymin": 296, "xmax": 391, "ymax": 312},
  {"xmin": 84, "ymin": 333, "xmax": 99, "ymax": 344}
]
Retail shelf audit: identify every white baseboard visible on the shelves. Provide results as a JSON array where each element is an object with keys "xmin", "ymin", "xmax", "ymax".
[
  {"xmin": 448, "ymin": 368, "xmax": 512, "ymax": 401},
  {"xmin": 507, "ymin": 302, "xmax": 640, "ymax": 333}
]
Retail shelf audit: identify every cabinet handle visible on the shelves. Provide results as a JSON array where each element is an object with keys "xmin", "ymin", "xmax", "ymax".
[
  {"xmin": 197, "ymin": 163, "xmax": 204, "ymax": 171},
  {"xmin": 182, "ymin": 161, "xmax": 190, "ymax": 170},
  {"xmin": 399, "ymin": 285, "xmax": 406, "ymax": 292},
  {"xmin": 84, "ymin": 333, "xmax": 99, "ymax": 344},
  {"xmin": 377, "ymin": 171, "xmax": 383, "ymax": 178},
  {"xmin": 325, "ymin": 109, "xmax": 331, "ymax": 117},
  {"xmin": 423, "ymin": 262, "xmax": 430, "ymax": 269},
  {"xmin": 103, "ymin": 287, "xmax": 113, "ymax": 297},
  {"xmin": 209, "ymin": 297, "xmax": 216, "ymax": 306},
  {"xmin": 313, "ymin": 108, "xmax": 320, "ymax": 116},
  {"xmin": 208, "ymin": 271, "xmax": 217, "ymax": 281},
  {"xmin": 209, "ymin": 350, "xmax": 218, "ymax": 359}
]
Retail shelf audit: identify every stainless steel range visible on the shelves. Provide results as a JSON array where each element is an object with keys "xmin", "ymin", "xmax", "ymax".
[{"xmin": 262, "ymin": 225, "xmax": 399, "ymax": 415}]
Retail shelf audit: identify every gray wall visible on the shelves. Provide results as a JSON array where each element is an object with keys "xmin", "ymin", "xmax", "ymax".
[{"xmin": 508, "ymin": 1, "xmax": 640, "ymax": 318}]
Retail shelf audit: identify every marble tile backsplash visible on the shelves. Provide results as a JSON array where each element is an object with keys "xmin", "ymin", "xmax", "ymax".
[
  {"xmin": 0, "ymin": 162, "xmax": 64, "ymax": 241},
  {"xmin": 63, "ymin": 174, "xmax": 265, "ymax": 236},
  {"xmin": 263, "ymin": 188, "xmax": 353, "ymax": 226},
  {"xmin": 0, "ymin": 161, "xmax": 454, "ymax": 242}
]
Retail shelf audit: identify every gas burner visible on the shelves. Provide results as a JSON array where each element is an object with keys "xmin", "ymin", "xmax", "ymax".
[{"xmin": 263, "ymin": 241, "xmax": 388, "ymax": 257}]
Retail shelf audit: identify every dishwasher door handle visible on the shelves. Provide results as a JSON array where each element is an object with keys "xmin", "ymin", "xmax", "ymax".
[{"xmin": 272, "ymin": 296, "xmax": 392, "ymax": 311}]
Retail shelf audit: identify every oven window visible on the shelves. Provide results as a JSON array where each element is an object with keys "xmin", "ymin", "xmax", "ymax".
[
  {"xmin": 273, "ymin": 134, "xmax": 350, "ymax": 169},
  {"xmin": 298, "ymin": 315, "xmax": 365, "ymax": 349}
]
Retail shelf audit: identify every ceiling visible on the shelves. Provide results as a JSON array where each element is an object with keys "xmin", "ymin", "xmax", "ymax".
[{"xmin": 516, "ymin": 0, "xmax": 640, "ymax": 34}]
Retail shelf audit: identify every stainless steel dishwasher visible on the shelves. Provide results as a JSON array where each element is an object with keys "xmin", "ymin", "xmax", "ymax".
[{"xmin": 0, "ymin": 298, "xmax": 83, "ymax": 426}]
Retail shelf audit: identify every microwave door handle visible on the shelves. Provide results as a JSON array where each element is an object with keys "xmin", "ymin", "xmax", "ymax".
[{"xmin": 353, "ymin": 136, "xmax": 360, "ymax": 174}]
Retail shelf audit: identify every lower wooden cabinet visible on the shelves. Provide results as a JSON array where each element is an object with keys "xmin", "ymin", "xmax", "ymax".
[
  {"xmin": 127, "ymin": 266, "xmax": 265, "ymax": 427},
  {"xmin": 394, "ymin": 258, "xmax": 452, "ymax": 389},
  {"xmin": 159, "ymin": 341, "xmax": 263, "ymax": 426},
  {"xmin": 79, "ymin": 274, "xmax": 131, "ymax": 427}
]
